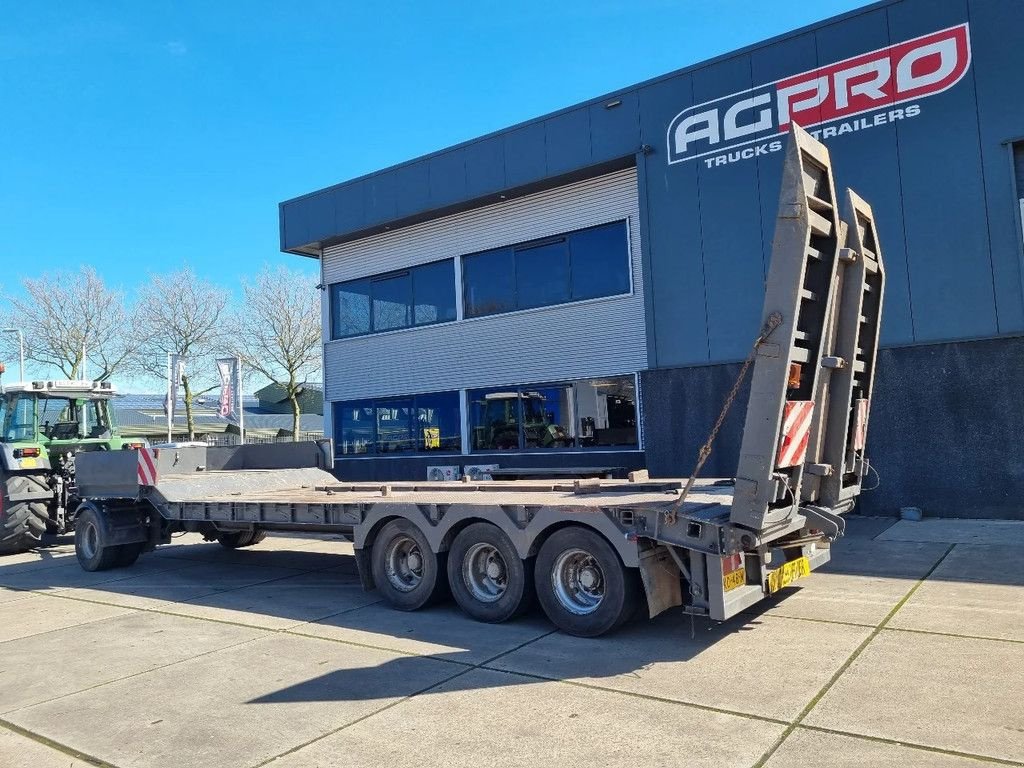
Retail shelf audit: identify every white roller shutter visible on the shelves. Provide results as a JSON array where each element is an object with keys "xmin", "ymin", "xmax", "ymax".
[{"xmin": 321, "ymin": 167, "xmax": 647, "ymax": 402}]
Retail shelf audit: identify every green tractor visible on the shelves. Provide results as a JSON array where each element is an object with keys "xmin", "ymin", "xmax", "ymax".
[{"xmin": 0, "ymin": 379, "xmax": 144, "ymax": 555}]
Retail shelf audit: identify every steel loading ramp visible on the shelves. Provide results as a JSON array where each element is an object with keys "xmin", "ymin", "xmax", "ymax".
[{"xmin": 728, "ymin": 124, "xmax": 885, "ymax": 533}]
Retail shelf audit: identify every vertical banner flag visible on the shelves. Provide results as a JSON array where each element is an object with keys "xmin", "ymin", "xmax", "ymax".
[
  {"xmin": 216, "ymin": 357, "xmax": 240, "ymax": 420},
  {"xmin": 164, "ymin": 355, "xmax": 186, "ymax": 420}
]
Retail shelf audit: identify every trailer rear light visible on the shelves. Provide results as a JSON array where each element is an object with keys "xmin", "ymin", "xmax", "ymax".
[
  {"xmin": 787, "ymin": 363, "xmax": 802, "ymax": 389},
  {"xmin": 13, "ymin": 447, "xmax": 41, "ymax": 458},
  {"xmin": 122, "ymin": 442, "xmax": 146, "ymax": 450}
]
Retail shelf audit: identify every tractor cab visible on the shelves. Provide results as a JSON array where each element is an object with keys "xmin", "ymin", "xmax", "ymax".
[{"xmin": 0, "ymin": 380, "xmax": 139, "ymax": 469}]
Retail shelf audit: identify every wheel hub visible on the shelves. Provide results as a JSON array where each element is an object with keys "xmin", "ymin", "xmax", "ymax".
[
  {"xmin": 463, "ymin": 542, "xmax": 508, "ymax": 603},
  {"xmin": 579, "ymin": 567, "xmax": 599, "ymax": 590},
  {"xmin": 384, "ymin": 535, "xmax": 425, "ymax": 593},
  {"xmin": 552, "ymin": 548, "xmax": 606, "ymax": 615}
]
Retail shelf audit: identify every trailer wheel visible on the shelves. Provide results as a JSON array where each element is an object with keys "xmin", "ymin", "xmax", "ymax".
[
  {"xmin": 535, "ymin": 526, "xmax": 640, "ymax": 637},
  {"xmin": 217, "ymin": 530, "xmax": 266, "ymax": 549},
  {"xmin": 115, "ymin": 542, "xmax": 144, "ymax": 568},
  {"xmin": 75, "ymin": 506, "xmax": 121, "ymax": 572},
  {"xmin": 447, "ymin": 523, "xmax": 534, "ymax": 623},
  {"xmin": 371, "ymin": 519, "xmax": 447, "ymax": 611}
]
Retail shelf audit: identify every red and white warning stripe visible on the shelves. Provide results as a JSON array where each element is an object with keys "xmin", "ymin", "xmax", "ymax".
[
  {"xmin": 851, "ymin": 398, "xmax": 869, "ymax": 450},
  {"xmin": 137, "ymin": 448, "xmax": 159, "ymax": 487},
  {"xmin": 777, "ymin": 400, "xmax": 815, "ymax": 468}
]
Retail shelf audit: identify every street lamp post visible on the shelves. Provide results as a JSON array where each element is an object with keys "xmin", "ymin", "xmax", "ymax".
[{"xmin": 1, "ymin": 329, "xmax": 24, "ymax": 381}]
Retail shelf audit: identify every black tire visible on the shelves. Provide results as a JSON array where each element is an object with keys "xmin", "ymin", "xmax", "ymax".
[
  {"xmin": 115, "ymin": 542, "xmax": 145, "ymax": 568},
  {"xmin": 447, "ymin": 523, "xmax": 534, "ymax": 623},
  {"xmin": 534, "ymin": 526, "xmax": 641, "ymax": 637},
  {"xmin": 75, "ymin": 506, "xmax": 121, "ymax": 571},
  {"xmin": 0, "ymin": 473, "xmax": 52, "ymax": 556},
  {"xmin": 217, "ymin": 530, "xmax": 264, "ymax": 549},
  {"xmin": 371, "ymin": 519, "xmax": 447, "ymax": 611}
]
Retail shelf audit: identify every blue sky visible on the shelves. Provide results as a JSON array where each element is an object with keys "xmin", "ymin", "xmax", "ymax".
[{"xmin": 2, "ymin": 0, "xmax": 868, "ymax": 297}]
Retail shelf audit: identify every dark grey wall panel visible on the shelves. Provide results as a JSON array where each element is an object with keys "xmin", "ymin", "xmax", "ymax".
[
  {"xmin": 463, "ymin": 135, "xmax": 506, "ymax": 199},
  {"xmin": 971, "ymin": 0, "xmax": 1024, "ymax": 334},
  {"xmin": 888, "ymin": 0, "xmax": 996, "ymax": 342},
  {"xmin": 751, "ymin": 32, "xmax": 819, "ymax": 283},
  {"xmin": 393, "ymin": 160, "xmax": 431, "ymax": 219},
  {"xmin": 692, "ymin": 55, "xmax": 765, "ymax": 361},
  {"xmin": 864, "ymin": 337, "xmax": 1024, "ymax": 518},
  {"xmin": 364, "ymin": 171, "xmax": 398, "ymax": 225},
  {"xmin": 333, "ymin": 181, "xmax": 366, "ymax": 238},
  {"xmin": 814, "ymin": 8, "xmax": 914, "ymax": 347},
  {"xmin": 642, "ymin": 336, "xmax": 1024, "ymax": 520},
  {"xmin": 640, "ymin": 363, "xmax": 750, "ymax": 481},
  {"xmin": 301, "ymin": 192, "xmax": 336, "ymax": 246},
  {"xmin": 589, "ymin": 90, "xmax": 640, "ymax": 162},
  {"xmin": 544, "ymin": 107, "xmax": 592, "ymax": 176},
  {"xmin": 1016, "ymin": 144, "xmax": 1024, "ymax": 194},
  {"xmin": 428, "ymin": 150, "xmax": 467, "ymax": 209},
  {"xmin": 638, "ymin": 73, "xmax": 711, "ymax": 366},
  {"xmin": 504, "ymin": 122, "xmax": 547, "ymax": 188}
]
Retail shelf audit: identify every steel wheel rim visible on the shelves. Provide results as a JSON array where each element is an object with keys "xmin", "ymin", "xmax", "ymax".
[
  {"xmin": 551, "ymin": 547, "xmax": 605, "ymax": 615},
  {"xmin": 384, "ymin": 534, "xmax": 424, "ymax": 592},
  {"xmin": 462, "ymin": 542, "xmax": 508, "ymax": 603},
  {"xmin": 81, "ymin": 520, "xmax": 99, "ymax": 560}
]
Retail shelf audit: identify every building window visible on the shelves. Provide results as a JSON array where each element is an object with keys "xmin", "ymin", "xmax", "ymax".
[
  {"xmin": 468, "ymin": 375, "xmax": 638, "ymax": 452},
  {"xmin": 335, "ymin": 391, "xmax": 461, "ymax": 455},
  {"xmin": 329, "ymin": 259, "xmax": 456, "ymax": 339},
  {"xmin": 462, "ymin": 220, "xmax": 630, "ymax": 319}
]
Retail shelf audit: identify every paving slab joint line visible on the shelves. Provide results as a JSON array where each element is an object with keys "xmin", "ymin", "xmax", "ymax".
[
  {"xmin": 24, "ymin": 583, "xmax": 477, "ymax": 671},
  {"xmin": 869, "ymin": 517, "xmax": 900, "ymax": 540},
  {"xmin": 0, "ymin": 717, "xmax": 121, "ymax": 768},
  {"xmin": 0, "ymin": 605, "xmax": 137, "ymax": 648},
  {"xmin": 1, "ymin": 632, "xmax": 269, "ymax": 717},
  {"xmin": 749, "ymin": 542, "xmax": 957, "ymax": 768},
  {"xmin": 795, "ymin": 724, "xmax": 1024, "ymax": 767},
  {"xmin": 738, "ymin": 609, "xmax": 875, "ymax": 629},
  {"xmin": 476, "ymin": 663, "xmax": 792, "ymax": 726},
  {"xmin": 249, "ymin": 628, "xmax": 561, "ymax": 768},
  {"xmin": 882, "ymin": 625, "xmax": 1024, "ymax": 646}
]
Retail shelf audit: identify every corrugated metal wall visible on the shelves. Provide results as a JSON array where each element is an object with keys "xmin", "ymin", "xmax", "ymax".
[{"xmin": 321, "ymin": 168, "xmax": 646, "ymax": 402}]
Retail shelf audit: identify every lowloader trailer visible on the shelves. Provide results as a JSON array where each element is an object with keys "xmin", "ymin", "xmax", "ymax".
[{"xmin": 69, "ymin": 127, "xmax": 885, "ymax": 636}]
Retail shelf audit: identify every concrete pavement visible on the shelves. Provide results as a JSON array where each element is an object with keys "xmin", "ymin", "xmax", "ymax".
[{"xmin": 0, "ymin": 518, "xmax": 1021, "ymax": 767}]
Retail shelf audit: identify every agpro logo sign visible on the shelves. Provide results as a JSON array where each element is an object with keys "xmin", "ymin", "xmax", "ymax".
[{"xmin": 667, "ymin": 23, "xmax": 971, "ymax": 168}]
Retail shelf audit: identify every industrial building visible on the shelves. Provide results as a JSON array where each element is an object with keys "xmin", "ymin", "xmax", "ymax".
[{"xmin": 280, "ymin": 0, "xmax": 1024, "ymax": 518}]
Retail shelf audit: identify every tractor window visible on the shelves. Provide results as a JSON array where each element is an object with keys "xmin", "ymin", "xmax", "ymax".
[
  {"xmin": 469, "ymin": 388, "xmax": 523, "ymax": 451},
  {"xmin": 37, "ymin": 397, "xmax": 78, "ymax": 440},
  {"xmin": 83, "ymin": 400, "xmax": 113, "ymax": 439},
  {"xmin": 2, "ymin": 394, "xmax": 36, "ymax": 442}
]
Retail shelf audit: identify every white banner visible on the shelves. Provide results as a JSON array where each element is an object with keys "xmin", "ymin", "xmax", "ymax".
[
  {"xmin": 216, "ymin": 357, "xmax": 240, "ymax": 421},
  {"xmin": 164, "ymin": 355, "xmax": 186, "ymax": 419}
]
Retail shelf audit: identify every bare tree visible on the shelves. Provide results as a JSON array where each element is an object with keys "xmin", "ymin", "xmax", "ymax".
[
  {"xmin": 0, "ymin": 267, "xmax": 138, "ymax": 380},
  {"xmin": 233, "ymin": 265, "xmax": 321, "ymax": 440},
  {"xmin": 136, "ymin": 267, "xmax": 230, "ymax": 440}
]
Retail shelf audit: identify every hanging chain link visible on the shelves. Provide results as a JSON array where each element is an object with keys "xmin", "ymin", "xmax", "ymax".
[{"xmin": 665, "ymin": 311, "xmax": 784, "ymax": 525}]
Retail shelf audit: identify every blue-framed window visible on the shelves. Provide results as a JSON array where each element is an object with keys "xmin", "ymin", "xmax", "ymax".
[
  {"xmin": 462, "ymin": 220, "xmax": 630, "ymax": 319},
  {"xmin": 335, "ymin": 391, "xmax": 462, "ymax": 456},
  {"xmin": 329, "ymin": 259, "xmax": 456, "ymax": 340},
  {"xmin": 468, "ymin": 375, "xmax": 638, "ymax": 452}
]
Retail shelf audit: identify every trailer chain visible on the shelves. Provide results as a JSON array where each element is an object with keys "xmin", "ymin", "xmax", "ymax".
[{"xmin": 665, "ymin": 311, "xmax": 783, "ymax": 526}]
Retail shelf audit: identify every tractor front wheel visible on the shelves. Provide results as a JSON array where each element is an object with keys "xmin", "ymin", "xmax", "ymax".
[{"xmin": 0, "ymin": 473, "xmax": 52, "ymax": 556}]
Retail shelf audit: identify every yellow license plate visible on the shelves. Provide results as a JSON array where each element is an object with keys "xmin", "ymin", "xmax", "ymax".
[
  {"xmin": 767, "ymin": 556, "xmax": 811, "ymax": 594},
  {"xmin": 20, "ymin": 458, "xmax": 38, "ymax": 469},
  {"xmin": 723, "ymin": 569, "xmax": 746, "ymax": 592}
]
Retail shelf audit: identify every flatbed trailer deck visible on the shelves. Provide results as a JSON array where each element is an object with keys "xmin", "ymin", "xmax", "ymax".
[{"xmin": 67, "ymin": 126, "xmax": 885, "ymax": 636}]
